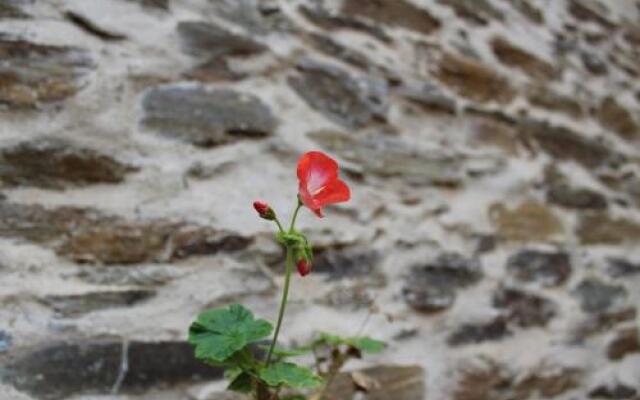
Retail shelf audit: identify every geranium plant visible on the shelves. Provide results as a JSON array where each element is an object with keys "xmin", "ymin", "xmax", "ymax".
[{"xmin": 188, "ymin": 151, "xmax": 384, "ymax": 400}]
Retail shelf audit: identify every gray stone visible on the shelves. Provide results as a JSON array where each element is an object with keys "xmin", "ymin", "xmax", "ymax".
[
  {"xmin": 323, "ymin": 365, "xmax": 425, "ymax": 400},
  {"xmin": 572, "ymin": 307, "xmax": 637, "ymax": 342},
  {"xmin": 209, "ymin": 0, "xmax": 293, "ymax": 33},
  {"xmin": 0, "ymin": 39, "xmax": 93, "ymax": 108},
  {"xmin": 341, "ymin": 0, "xmax": 440, "ymax": 35},
  {"xmin": 607, "ymin": 258, "xmax": 640, "ymax": 278},
  {"xmin": 447, "ymin": 317, "xmax": 511, "ymax": 346},
  {"xmin": 125, "ymin": 0, "xmax": 168, "ymax": 9},
  {"xmin": 313, "ymin": 246, "xmax": 382, "ymax": 282},
  {"xmin": 581, "ymin": 51, "xmax": 608, "ymax": 75},
  {"xmin": 589, "ymin": 383, "xmax": 637, "ymax": 399},
  {"xmin": 42, "ymin": 289, "xmax": 156, "ymax": 317},
  {"xmin": 399, "ymin": 81, "xmax": 457, "ymax": 114},
  {"xmin": 141, "ymin": 86, "xmax": 277, "ymax": 147},
  {"xmin": 438, "ymin": 0, "xmax": 504, "ymax": 25},
  {"xmin": 2, "ymin": 340, "xmax": 222, "ymax": 400},
  {"xmin": 506, "ymin": 250, "xmax": 571, "ymax": 287},
  {"xmin": 298, "ymin": 4, "xmax": 392, "ymax": 43},
  {"xmin": 0, "ymin": 0, "xmax": 29, "ymax": 18},
  {"xmin": 288, "ymin": 61, "xmax": 388, "ymax": 128},
  {"xmin": 573, "ymin": 278, "xmax": 628, "ymax": 314},
  {"xmin": 547, "ymin": 184, "xmax": 607, "ymax": 210},
  {"xmin": 73, "ymin": 265, "xmax": 184, "ymax": 286},
  {"xmin": 177, "ymin": 21, "xmax": 266, "ymax": 59},
  {"xmin": 0, "ymin": 330, "xmax": 12, "ymax": 353},
  {"xmin": 493, "ymin": 287, "xmax": 556, "ymax": 328},
  {"xmin": 403, "ymin": 252, "xmax": 483, "ymax": 313},
  {"xmin": 0, "ymin": 138, "xmax": 138, "ymax": 189}
]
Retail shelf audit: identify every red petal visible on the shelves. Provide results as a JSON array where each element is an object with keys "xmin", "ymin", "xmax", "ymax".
[
  {"xmin": 312, "ymin": 178, "xmax": 351, "ymax": 208},
  {"xmin": 298, "ymin": 183, "xmax": 324, "ymax": 218},
  {"xmin": 297, "ymin": 151, "xmax": 338, "ymax": 194}
]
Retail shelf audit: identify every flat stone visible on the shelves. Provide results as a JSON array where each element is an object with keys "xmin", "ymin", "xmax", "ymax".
[
  {"xmin": 526, "ymin": 85, "xmax": 583, "ymax": 118},
  {"xmin": 177, "ymin": 21, "xmax": 266, "ymax": 59},
  {"xmin": 341, "ymin": 0, "xmax": 440, "ymax": 36},
  {"xmin": 597, "ymin": 97, "xmax": 638, "ymax": 140},
  {"xmin": 547, "ymin": 184, "xmax": 607, "ymax": 210},
  {"xmin": 607, "ymin": 258, "xmax": 640, "ymax": 278},
  {"xmin": 312, "ymin": 246, "xmax": 381, "ymax": 282},
  {"xmin": 209, "ymin": 0, "xmax": 293, "ymax": 34},
  {"xmin": 572, "ymin": 278, "xmax": 627, "ymax": 314},
  {"xmin": 572, "ymin": 307, "xmax": 637, "ymax": 342},
  {"xmin": 403, "ymin": 252, "xmax": 483, "ymax": 313},
  {"xmin": 581, "ymin": 51, "xmax": 608, "ymax": 75},
  {"xmin": 2, "ymin": 340, "xmax": 222, "ymax": 400},
  {"xmin": 0, "ymin": 39, "xmax": 93, "ymax": 108},
  {"xmin": 323, "ymin": 365, "xmax": 425, "ymax": 400},
  {"xmin": 298, "ymin": 4, "xmax": 392, "ymax": 43},
  {"xmin": 491, "ymin": 37, "xmax": 558, "ymax": 80},
  {"xmin": 514, "ymin": 366, "xmax": 582, "ymax": 398},
  {"xmin": 125, "ymin": 0, "xmax": 168, "ymax": 9},
  {"xmin": 453, "ymin": 357, "xmax": 510, "ymax": 400},
  {"xmin": 41, "ymin": 289, "xmax": 156, "ymax": 317},
  {"xmin": 435, "ymin": 52, "xmax": 515, "ymax": 104},
  {"xmin": 606, "ymin": 327, "xmax": 639, "ymax": 360},
  {"xmin": 0, "ymin": 0, "xmax": 29, "ymax": 18},
  {"xmin": 493, "ymin": 287, "xmax": 556, "ymax": 328},
  {"xmin": 141, "ymin": 86, "xmax": 277, "ymax": 147},
  {"xmin": 304, "ymin": 32, "xmax": 372, "ymax": 71},
  {"xmin": 568, "ymin": 0, "xmax": 615, "ymax": 30},
  {"xmin": 490, "ymin": 202, "xmax": 564, "ymax": 242},
  {"xmin": 0, "ymin": 138, "xmax": 138, "ymax": 189},
  {"xmin": 507, "ymin": 0, "xmax": 544, "ymax": 24},
  {"xmin": 447, "ymin": 317, "xmax": 511, "ymax": 346},
  {"xmin": 590, "ymin": 382, "xmax": 638, "ymax": 399},
  {"xmin": 0, "ymin": 202, "xmax": 251, "ymax": 264},
  {"xmin": 506, "ymin": 249, "xmax": 571, "ymax": 287},
  {"xmin": 438, "ymin": 0, "xmax": 504, "ymax": 25},
  {"xmin": 0, "ymin": 330, "xmax": 12, "ymax": 353},
  {"xmin": 73, "ymin": 265, "xmax": 184, "ymax": 286},
  {"xmin": 520, "ymin": 119, "xmax": 624, "ymax": 169},
  {"xmin": 399, "ymin": 81, "xmax": 457, "ymax": 114},
  {"xmin": 317, "ymin": 284, "xmax": 373, "ymax": 311},
  {"xmin": 310, "ymin": 130, "xmax": 502, "ymax": 186},
  {"xmin": 288, "ymin": 61, "xmax": 388, "ymax": 129},
  {"xmin": 577, "ymin": 213, "xmax": 640, "ymax": 245}
]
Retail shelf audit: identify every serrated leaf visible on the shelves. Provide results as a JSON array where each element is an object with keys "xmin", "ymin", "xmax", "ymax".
[
  {"xmin": 188, "ymin": 303, "xmax": 273, "ymax": 362},
  {"xmin": 259, "ymin": 362, "xmax": 324, "ymax": 389},
  {"xmin": 227, "ymin": 371, "xmax": 253, "ymax": 394}
]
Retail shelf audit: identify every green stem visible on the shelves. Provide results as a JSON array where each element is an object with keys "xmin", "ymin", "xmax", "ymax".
[
  {"xmin": 265, "ymin": 246, "xmax": 294, "ymax": 365},
  {"xmin": 274, "ymin": 217, "xmax": 285, "ymax": 233},
  {"xmin": 289, "ymin": 200, "xmax": 303, "ymax": 232}
]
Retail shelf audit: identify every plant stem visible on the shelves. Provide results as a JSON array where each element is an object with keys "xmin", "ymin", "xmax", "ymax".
[
  {"xmin": 265, "ymin": 246, "xmax": 294, "ymax": 365},
  {"xmin": 274, "ymin": 217, "xmax": 285, "ymax": 233},
  {"xmin": 289, "ymin": 199, "xmax": 302, "ymax": 232}
]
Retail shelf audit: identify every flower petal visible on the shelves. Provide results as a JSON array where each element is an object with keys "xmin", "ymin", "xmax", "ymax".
[
  {"xmin": 297, "ymin": 151, "xmax": 338, "ymax": 194},
  {"xmin": 313, "ymin": 179, "xmax": 351, "ymax": 207}
]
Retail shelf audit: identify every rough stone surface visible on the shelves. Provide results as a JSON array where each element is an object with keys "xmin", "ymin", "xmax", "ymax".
[
  {"xmin": 597, "ymin": 97, "xmax": 639, "ymax": 140},
  {"xmin": 490, "ymin": 202, "xmax": 564, "ymax": 242},
  {"xmin": 438, "ymin": 0, "xmax": 504, "ymax": 25},
  {"xmin": 491, "ymin": 37, "xmax": 558, "ymax": 80},
  {"xmin": 493, "ymin": 286, "xmax": 556, "ymax": 328},
  {"xmin": 403, "ymin": 252, "xmax": 482, "ymax": 313},
  {"xmin": 526, "ymin": 85, "xmax": 583, "ymax": 117},
  {"xmin": 42, "ymin": 289, "xmax": 156, "ymax": 316},
  {"xmin": 506, "ymin": 249, "xmax": 571, "ymax": 287},
  {"xmin": 323, "ymin": 365, "xmax": 425, "ymax": 400},
  {"xmin": 0, "ymin": 39, "xmax": 93, "ymax": 108},
  {"xmin": 341, "ymin": 0, "xmax": 440, "ymax": 36},
  {"xmin": 141, "ymin": 87, "xmax": 277, "ymax": 147},
  {"xmin": 606, "ymin": 327, "xmax": 640, "ymax": 360},
  {"xmin": 547, "ymin": 184, "xmax": 607, "ymax": 210},
  {"xmin": 572, "ymin": 278, "xmax": 628, "ymax": 314},
  {"xmin": 0, "ymin": 138, "xmax": 137, "ymax": 189},
  {"xmin": 298, "ymin": 4, "xmax": 392, "ymax": 43},
  {"xmin": 447, "ymin": 317, "xmax": 511, "ymax": 346},
  {"xmin": 2, "ymin": 340, "xmax": 222, "ymax": 400},
  {"xmin": 288, "ymin": 61, "xmax": 388, "ymax": 129},
  {"xmin": 607, "ymin": 258, "xmax": 640, "ymax": 278},
  {"xmin": 577, "ymin": 213, "xmax": 640, "ymax": 245}
]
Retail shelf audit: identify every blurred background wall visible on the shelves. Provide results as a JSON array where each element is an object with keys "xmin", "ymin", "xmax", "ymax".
[{"xmin": 1, "ymin": 0, "xmax": 640, "ymax": 399}]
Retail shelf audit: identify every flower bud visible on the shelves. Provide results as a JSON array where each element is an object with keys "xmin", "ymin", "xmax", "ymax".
[
  {"xmin": 296, "ymin": 259, "xmax": 311, "ymax": 277},
  {"xmin": 253, "ymin": 200, "xmax": 275, "ymax": 220}
]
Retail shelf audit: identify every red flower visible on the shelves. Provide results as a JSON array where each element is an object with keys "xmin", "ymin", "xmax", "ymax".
[
  {"xmin": 296, "ymin": 259, "xmax": 312, "ymax": 277},
  {"xmin": 297, "ymin": 151, "xmax": 350, "ymax": 218},
  {"xmin": 253, "ymin": 200, "xmax": 275, "ymax": 220}
]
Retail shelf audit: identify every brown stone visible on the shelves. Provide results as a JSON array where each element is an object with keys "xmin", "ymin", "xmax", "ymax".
[
  {"xmin": 341, "ymin": 0, "xmax": 440, "ymax": 36},
  {"xmin": 572, "ymin": 307, "xmax": 637, "ymax": 341},
  {"xmin": 490, "ymin": 202, "xmax": 563, "ymax": 242},
  {"xmin": 568, "ymin": 0, "xmax": 615, "ymax": 30},
  {"xmin": 438, "ymin": 0, "xmax": 504, "ymax": 25},
  {"xmin": 526, "ymin": 85, "xmax": 583, "ymax": 118},
  {"xmin": 0, "ymin": 138, "xmax": 138, "ymax": 189},
  {"xmin": 507, "ymin": 0, "xmax": 544, "ymax": 24},
  {"xmin": 597, "ymin": 97, "xmax": 639, "ymax": 140},
  {"xmin": 435, "ymin": 52, "xmax": 515, "ymax": 104},
  {"xmin": 491, "ymin": 37, "xmax": 558, "ymax": 80},
  {"xmin": 577, "ymin": 213, "xmax": 640, "ymax": 245},
  {"xmin": 520, "ymin": 119, "xmax": 623, "ymax": 169},
  {"xmin": 323, "ymin": 365, "xmax": 425, "ymax": 400},
  {"xmin": 298, "ymin": 4, "xmax": 392, "ymax": 43},
  {"xmin": 453, "ymin": 357, "xmax": 510, "ymax": 400},
  {"xmin": 493, "ymin": 287, "xmax": 556, "ymax": 328},
  {"xmin": 0, "ymin": 39, "xmax": 93, "ymax": 108},
  {"xmin": 514, "ymin": 366, "xmax": 582, "ymax": 398},
  {"xmin": 607, "ymin": 327, "xmax": 640, "ymax": 360}
]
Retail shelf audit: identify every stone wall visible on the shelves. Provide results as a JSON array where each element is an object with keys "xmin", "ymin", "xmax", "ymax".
[{"xmin": 1, "ymin": 0, "xmax": 639, "ymax": 399}]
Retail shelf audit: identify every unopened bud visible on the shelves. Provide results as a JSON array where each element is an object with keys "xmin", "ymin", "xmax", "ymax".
[
  {"xmin": 296, "ymin": 259, "xmax": 312, "ymax": 277},
  {"xmin": 253, "ymin": 200, "xmax": 275, "ymax": 220}
]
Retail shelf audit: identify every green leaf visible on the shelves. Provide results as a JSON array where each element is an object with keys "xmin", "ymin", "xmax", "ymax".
[
  {"xmin": 227, "ymin": 371, "xmax": 253, "ymax": 394},
  {"xmin": 188, "ymin": 303, "xmax": 273, "ymax": 363},
  {"xmin": 259, "ymin": 362, "xmax": 324, "ymax": 389},
  {"xmin": 258, "ymin": 345, "xmax": 311, "ymax": 358},
  {"xmin": 314, "ymin": 332, "xmax": 385, "ymax": 354},
  {"xmin": 350, "ymin": 336, "xmax": 385, "ymax": 354}
]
